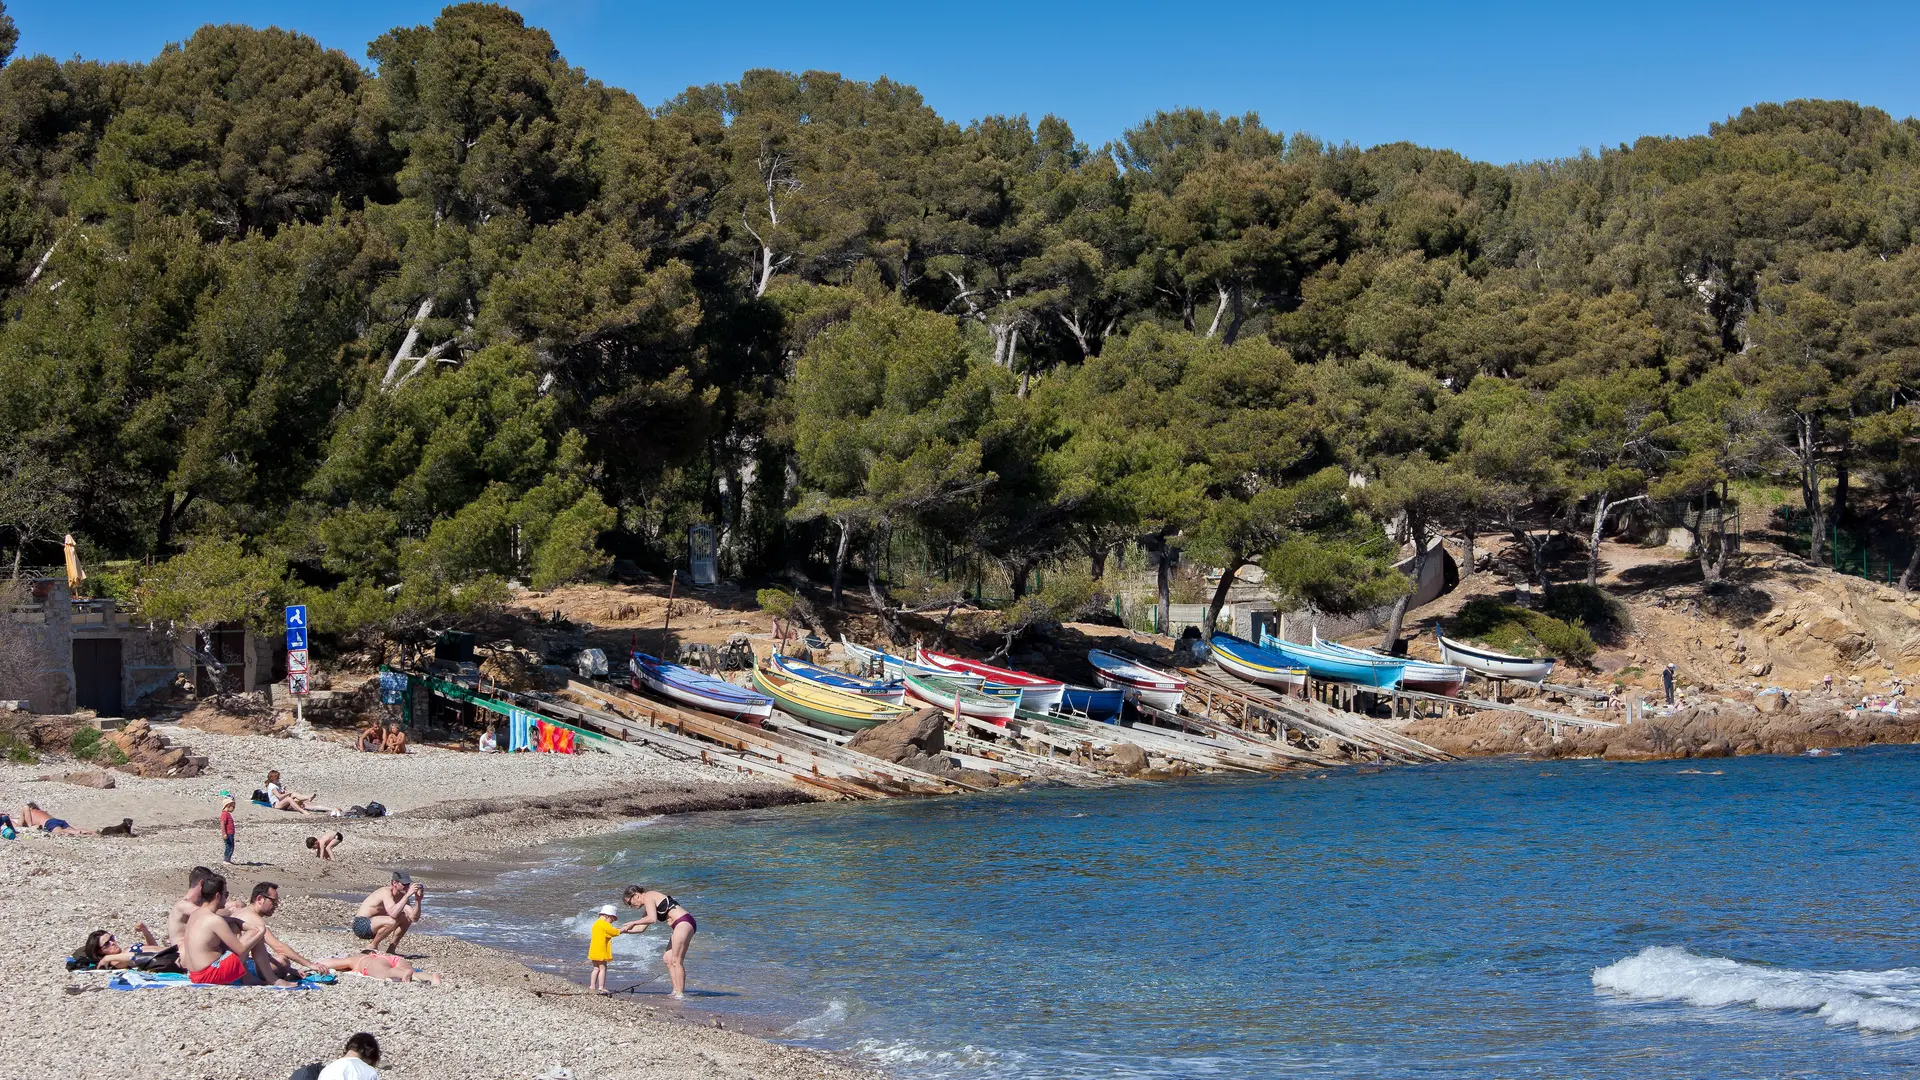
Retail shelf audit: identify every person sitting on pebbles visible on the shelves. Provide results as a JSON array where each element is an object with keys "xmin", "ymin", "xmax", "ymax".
[
  {"xmin": 381, "ymin": 723, "xmax": 408, "ymax": 754},
  {"xmin": 352, "ymin": 871, "xmax": 422, "ymax": 953},
  {"xmin": 20, "ymin": 801, "xmax": 93, "ymax": 836},
  {"xmin": 179, "ymin": 871, "xmax": 295, "ymax": 985},
  {"xmin": 264, "ymin": 770, "xmax": 339, "ymax": 816},
  {"xmin": 359, "ymin": 723, "xmax": 383, "ymax": 753},
  {"xmin": 229, "ymin": 881, "xmax": 321, "ymax": 981}
]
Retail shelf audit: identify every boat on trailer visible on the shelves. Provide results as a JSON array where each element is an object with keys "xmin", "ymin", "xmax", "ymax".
[
  {"xmin": 1208, "ymin": 634, "xmax": 1308, "ymax": 691},
  {"xmin": 1086, "ymin": 649, "xmax": 1188, "ymax": 712},
  {"xmin": 1256, "ymin": 631, "xmax": 1406, "ymax": 689},
  {"xmin": 1310, "ymin": 632, "xmax": 1465, "ymax": 696},
  {"xmin": 769, "ymin": 652, "xmax": 908, "ymax": 705},
  {"xmin": 631, "ymin": 652, "xmax": 772, "ymax": 721},
  {"xmin": 915, "ymin": 648, "xmax": 1066, "ymax": 713},
  {"xmin": 1434, "ymin": 627, "xmax": 1556, "ymax": 682}
]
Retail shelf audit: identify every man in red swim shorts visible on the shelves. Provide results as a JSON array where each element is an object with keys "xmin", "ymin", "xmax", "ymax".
[{"xmin": 177, "ymin": 872, "xmax": 267, "ymax": 985}]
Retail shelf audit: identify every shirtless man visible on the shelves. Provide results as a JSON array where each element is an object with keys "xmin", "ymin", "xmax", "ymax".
[
  {"xmin": 352, "ymin": 871, "xmax": 422, "ymax": 953},
  {"xmin": 179, "ymin": 872, "xmax": 285, "ymax": 985},
  {"xmin": 20, "ymin": 801, "xmax": 93, "ymax": 835},
  {"xmin": 315, "ymin": 950, "xmax": 444, "ymax": 985},
  {"xmin": 229, "ymin": 881, "xmax": 318, "ymax": 982},
  {"xmin": 358, "ymin": 723, "xmax": 383, "ymax": 753},
  {"xmin": 166, "ymin": 866, "xmax": 215, "ymax": 945},
  {"xmin": 381, "ymin": 723, "xmax": 407, "ymax": 754}
]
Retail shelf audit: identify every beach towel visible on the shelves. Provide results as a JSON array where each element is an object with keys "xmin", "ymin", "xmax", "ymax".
[
  {"xmin": 379, "ymin": 670, "xmax": 407, "ymax": 704},
  {"xmin": 509, "ymin": 708, "xmax": 534, "ymax": 752},
  {"xmin": 107, "ymin": 970, "xmax": 327, "ymax": 990}
]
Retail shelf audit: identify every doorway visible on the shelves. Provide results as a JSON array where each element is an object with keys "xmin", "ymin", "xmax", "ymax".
[{"xmin": 72, "ymin": 638, "xmax": 123, "ymax": 716}]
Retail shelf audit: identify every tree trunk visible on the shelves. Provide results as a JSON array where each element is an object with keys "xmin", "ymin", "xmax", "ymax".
[
  {"xmin": 1090, "ymin": 543, "xmax": 1109, "ymax": 583},
  {"xmin": 830, "ymin": 520, "xmax": 852, "ymax": 608},
  {"xmin": 1155, "ymin": 546, "xmax": 1173, "ymax": 635},
  {"xmin": 866, "ymin": 562, "xmax": 903, "ymax": 643},
  {"xmin": 1515, "ymin": 527, "xmax": 1551, "ymax": 599},
  {"xmin": 8, "ymin": 535, "xmax": 22, "ymax": 580},
  {"xmin": 1461, "ymin": 525, "xmax": 1477, "ymax": 579},
  {"xmin": 1204, "ymin": 282, "xmax": 1231, "ymax": 339},
  {"xmin": 1222, "ymin": 282, "xmax": 1247, "ymax": 345},
  {"xmin": 1202, "ymin": 556, "xmax": 1246, "ymax": 644},
  {"xmin": 156, "ymin": 489, "xmax": 195, "ymax": 556},
  {"xmin": 1010, "ymin": 559, "xmax": 1035, "ymax": 600},
  {"xmin": 1799, "ymin": 414, "xmax": 1823, "ymax": 565},
  {"xmin": 1834, "ymin": 460, "xmax": 1849, "ymax": 524},
  {"xmin": 1586, "ymin": 493, "xmax": 1610, "ymax": 588}
]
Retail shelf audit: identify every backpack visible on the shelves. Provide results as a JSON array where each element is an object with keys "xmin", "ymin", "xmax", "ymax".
[
  {"xmin": 287, "ymin": 1065, "xmax": 323, "ymax": 1080},
  {"xmin": 364, "ymin": 801, "xmax": 387, "ymax": 818},
  {"xmin": 251, "ymin": 789, "xmax": 271, "ymax": 805}
]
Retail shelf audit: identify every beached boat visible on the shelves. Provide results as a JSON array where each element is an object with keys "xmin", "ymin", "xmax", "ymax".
[
  {"xmin": 1257, "ymin": 630, "xmax": 1406, "ymax": 689},
  {"xmin": 1057, "ymin": 684, "xmax": 1126, "ymax": 721},
  {"xmin": 751, "ymin": 663, "xmax": 912, "ymax": 733},
  {"xmin": 1311, "ymin": 632, "xmax": 1466, "ymax": 696},
  {"xmin": 900, "ymin": 670, "xmax": 1019, "ymax": 721},
  {"xmin": 915, "ymin": 648, "xmax": 1066, "ymax": 713},
  {"xmin": 631, "ymin": 652, "xmax": 773, "ymax": 721},
  {"xmin": 840, "ymin": 637, "xmax": 988, "ymax": 688},
  {"xmin": 769, "ymin": 652, "xmax": 908, "ymax": 705},
  {"xmin": 1208, "ymin": 633, "xmax": 1309, "ymax": 690},
  {"xmin": 1086, "ymin": 650, "xmax": 1188, "ymax": 712},
  {"xmin": 1435, "ymin": 627, "xmax": 1556, "ymax": 682}
]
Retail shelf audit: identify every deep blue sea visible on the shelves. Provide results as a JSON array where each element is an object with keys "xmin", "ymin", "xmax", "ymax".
[{"xmin": 431, "ymin": 747, "xmax": 1920, "ymax": 1078}]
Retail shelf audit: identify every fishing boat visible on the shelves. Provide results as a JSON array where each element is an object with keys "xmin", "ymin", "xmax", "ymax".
[
  {"xmin": 769, "ymin": 652, "xmax": 908, "ymax": 705},
  {"xmin": 1256, "ymin": 630, "xmax": 1406, "ymax": 689},
  {"xmin": 1057, "ymin": 684, "xmax": 1126, "ymax": 721},
  {"xmin": 630, "ymin": 652, "xmax": 772, "ymax": 721},
  {"xmin": 1208, "ymin": 633, "xmax": 1309, "ymax": 690},
  {"xmin": 1087, "ymin": 649, "xmax": 1188, "ymax": 712},
  {"xmin": 1311, "ymin": 631, "xmax": 1465, "ymax": 696},
  {"xmin": 840, "ymin": 637, "xmax": 988, "ymax": 688},
  {"xmin": 750, "ymin": 663, "xmax": 911, "ymax": 733},
  {"xmin": 901, "ymin": 669, "xmax": 1019, "ymax": 721},
  {"xmin": 1435, "ymin": 627, "xmax": 1556, "ymax": 682},
  {"xmin": 915, "ymin": 648, "xmax": 1066, "ymax": 713}
]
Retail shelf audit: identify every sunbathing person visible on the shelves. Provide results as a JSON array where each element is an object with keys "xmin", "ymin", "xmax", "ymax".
[
  {"xmin": 179, "ymin": 872, "xmax": 290, "ymax": 985},
  {"xmin": 315, "ymin": 950, "xmax": 443, "ymax": 985},
  {"xmin": 264, "ymin": 770, "xmax": 339, "ymax": 816},
  {"xmin": 306, "ymin": 831, "xmax": 344, "ymax": 860},
  {"xmin": 71, "ymin": 922, "xmax": 162, "ymax": 970},
  {"xmin": 230, "ymin": 881, "xmax": 319, "ymax": 981},
  {"xmin": 352, "ymin": 871, "xmax": 422, "ymax": 953},
  {"xmin": 359, "ymin": 724, "xmax": 383, "ymax": 753},
  {"xmin": 166, "ymin": 866, "xmax": 215, "ymax": 945},
  {"xmin": 20, "ymin": 801, "xmax": 94, "ymax": 835},
  {"xmin": 381, "ymin": 723, "xmax": 407, "ymax": 754}
]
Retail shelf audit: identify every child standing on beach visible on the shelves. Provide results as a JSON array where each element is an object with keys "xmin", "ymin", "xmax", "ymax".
[
  {"xmin": 587, "ymin": 903, "xmax": 622, "ymax": 993},
  {"xmin": 219, "ymin": 795, "xmax": 236, "ymax": 863}
]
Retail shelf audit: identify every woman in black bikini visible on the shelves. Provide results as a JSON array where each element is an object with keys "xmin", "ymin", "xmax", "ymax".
[{"xmin": 621, "ymin": 885, "xmax": 697, "ymax": 999}]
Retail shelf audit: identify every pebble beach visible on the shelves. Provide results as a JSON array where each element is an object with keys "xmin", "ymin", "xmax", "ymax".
[{"xmin": 0, "ymin": 725, "xmax": 875, "ymax": 1080}]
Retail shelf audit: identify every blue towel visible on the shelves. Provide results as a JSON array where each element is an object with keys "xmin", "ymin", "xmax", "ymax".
[{"xmin": 509, "ymin": 708, "xmax": 534, "ymax": 752}]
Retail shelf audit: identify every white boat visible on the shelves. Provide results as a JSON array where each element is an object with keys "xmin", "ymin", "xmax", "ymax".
[
  {"xmin": 1087, "ymin": 649, "xmax": 1187, "ymax": 711},
  {"xmin": 1312, "ymin": 632, "xmax": 1466, "ymax": 696},
  {"xmin": 840, "ymin": 637, "xmax": 987, "ymax": 688},
  {"xmin": 1434, "ymin": 628, "xmax": 1556, "ymax": 682}
]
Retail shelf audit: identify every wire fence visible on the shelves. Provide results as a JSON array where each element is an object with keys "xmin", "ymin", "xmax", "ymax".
[{"xmin": 1777, "ymin": 508, "xmax": 1915, "ymax": 587}]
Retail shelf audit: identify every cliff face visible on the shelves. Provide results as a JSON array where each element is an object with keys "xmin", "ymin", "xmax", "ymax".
[{"xmin": 1406, "ymin": 697, "xmax": 1920, "ymax": 761}]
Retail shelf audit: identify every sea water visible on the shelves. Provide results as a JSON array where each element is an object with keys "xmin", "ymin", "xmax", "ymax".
[{"xmin": 431, "ymin": 747, "xmax": 1920, "ymax": 1078}]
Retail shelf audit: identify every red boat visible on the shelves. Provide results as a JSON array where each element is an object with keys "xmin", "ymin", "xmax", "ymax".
[{"xmin": 915, "ymin": 648, "xmax": 1065, "ymax": 712}]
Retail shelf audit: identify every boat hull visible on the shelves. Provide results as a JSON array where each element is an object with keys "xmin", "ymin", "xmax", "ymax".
[
  {"xmin": 1059, "ymin": 684, "xmax": 1126, "ymax": 721},
  {"xmin": 842, "ymin": 637, "xmax": 986, "ymax": 688},
  {"xmin": 769, "ymin": 653, "xmax": 908, "ymax": 705},
  {"xmin": 917, "ymin": 649, "xmax": 1065, "ymax": 713},
  {"xmin": 1208, "ymin": 635, "xmax": 1308, "ymax": 690},
  {"xmin": 902, "ymin": 671, "xmax": 1018, "ymax": 720},
  {"xmin": 631, "ymin": 654, "xmax": 772, "ymax": 720},
  {"xmin": 1257, "ymin": 631, "xmax": 1406, "ymax": 689},
  {"xmin": 1312, "ymin": 634, "xmax": 1464, "ymax": 696},
  {"xmin": 1087, "ymin": 650, "xmax": 1188, "ymax": 711},
  {"xmin": 1435, "ymin": 631, "xmax": 1556, "ymax": 682},
  {"xmin": 751, "ymin": 665, "xmax": 905, "ymax": 732}
]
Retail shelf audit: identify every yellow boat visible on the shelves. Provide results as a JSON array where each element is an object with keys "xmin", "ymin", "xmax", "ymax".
[{"xmin": 751, "ymin": 662, "xmax": 915, "ymax": 732}]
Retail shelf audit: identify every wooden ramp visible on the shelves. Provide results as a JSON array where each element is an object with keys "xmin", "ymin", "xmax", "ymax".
[{"xmin": 1177, "ymin": 665, "xmax": 1453, "ymax": 765}]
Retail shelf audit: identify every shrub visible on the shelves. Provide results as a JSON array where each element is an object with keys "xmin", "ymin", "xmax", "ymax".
[
  {"xmin": 69, "ymin": 727, "xmax": 127, "ymax": 766},
  {"xmin": 0, "ymin": 729, "xmax": 36, "ymax": 764},
  {"xmin": 1452, "ymin": 596, "xmax": 1597, "ymax": 662}
]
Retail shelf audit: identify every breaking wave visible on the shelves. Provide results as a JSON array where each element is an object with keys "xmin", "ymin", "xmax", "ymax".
[{"xmin": 1595, "ymin": 946, "xmax": 1920, "ymax": 1032}]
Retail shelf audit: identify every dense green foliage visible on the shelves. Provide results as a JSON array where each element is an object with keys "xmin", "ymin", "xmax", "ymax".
[{"xmin": 4, "ymin": 1, "xmax": 1920, "ymax": 640}]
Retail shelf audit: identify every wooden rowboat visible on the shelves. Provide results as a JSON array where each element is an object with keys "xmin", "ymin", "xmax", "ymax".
[
  {"xmin": 1311, "ymin": 632, "xmax": 1465, "ymax": 696},
  {"xmin": 769, "ymin": 652, "xmax": 908, "ymax": 705},
  {"xmin": 751, "ymin": 663, "xmax": 911, "ymax": 733},
  {"xmin": 1087, "ymin": 649, "xmax": 1188, "ymax": 712},
  {"xmin": 630, "ymin": 652, "xmax": 772, "ymax": 721},
  {"xmin": 1435, "ymin": 627, "xmax": 1556, "ymax": 682},
  {"xmin": 915, "ymin": 648, "xmax": 1066, "ymax": 712},
  {"xmin": 901, "ymin": 670, "xmax": 1018, "ymax": 721},
  {"xmin": 1257, "ymin": 631, "xmax": 1406, "ymax": 689},
  {"xmin": 1208, "ymin": 634, "xmax": 1308, "ymax": 690}
]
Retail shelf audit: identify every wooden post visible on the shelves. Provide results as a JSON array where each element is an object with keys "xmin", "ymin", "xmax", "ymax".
[{"xmin": 662, "ymin": 569, "xmax": 679, "ymax": 654}]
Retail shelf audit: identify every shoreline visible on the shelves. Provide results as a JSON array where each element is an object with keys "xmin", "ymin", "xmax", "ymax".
[{"xmin": 0, "ymin": 728, "xmax": 885, "ymax": 1080}]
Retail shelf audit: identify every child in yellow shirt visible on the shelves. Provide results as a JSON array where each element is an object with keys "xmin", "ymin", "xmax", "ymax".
[{"xmin": 588, "ymin": 903, "xmax": 622, "ymax": 992}]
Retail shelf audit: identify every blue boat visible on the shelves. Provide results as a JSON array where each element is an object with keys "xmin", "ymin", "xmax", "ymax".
[
  {"xmin": 1256, "ymin": 631, "xmax": 1406, "ymax": 689},
  {"xmin": 1058, "ymin": 684, "xmax": 1126, "ymax": 721},
  {"xmin": 631, "ymin": 652, "xmax": 773, "ymax": 720},
  {"xmin": 1208, "ymin": 633, "xmax": 1308, "ymax": 690},
  {"xmin": 770, "ymin": 653, "xmax": 908, "ymax": 705},
  {"xmin": 840, "ymin": 637, "xmax": 1021, "ymax": 703}
]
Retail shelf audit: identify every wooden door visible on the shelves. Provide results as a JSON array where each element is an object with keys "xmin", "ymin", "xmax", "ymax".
[{"xmin": 72, "ymin": 638, "xmax": 123, "ymax": 716}]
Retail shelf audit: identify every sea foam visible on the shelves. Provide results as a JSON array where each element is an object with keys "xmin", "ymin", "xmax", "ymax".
[{"xmin": 1594, "ymin": 946, "xmax": 1920, "ymax": 1032}]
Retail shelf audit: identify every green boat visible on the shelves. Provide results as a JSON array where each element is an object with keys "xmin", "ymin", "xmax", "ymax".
[{"xmin": 902, "ymin": 670, "xmax": 1019, "ymax": 720}]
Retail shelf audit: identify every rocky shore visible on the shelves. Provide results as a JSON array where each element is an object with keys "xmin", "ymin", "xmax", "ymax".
[{"xmin": 0, "ymin": 726, "xmax": 877, "ymax": 1080}]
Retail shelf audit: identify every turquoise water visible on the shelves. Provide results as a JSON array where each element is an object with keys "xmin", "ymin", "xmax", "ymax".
[{"xmin": 434, "ymin": 748, "xmax": 1920, "ymax": 1077}]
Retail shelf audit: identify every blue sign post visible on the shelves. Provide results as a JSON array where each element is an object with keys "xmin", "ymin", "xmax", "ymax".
[{"xmin": 284, "ymin": 606, "xmax": 310, "ymax": 708}]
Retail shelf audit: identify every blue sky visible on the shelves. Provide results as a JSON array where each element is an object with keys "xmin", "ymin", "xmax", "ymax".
[{"xmin": 11, "ymin": 1, "xmax": 1920, "ymax": 164}]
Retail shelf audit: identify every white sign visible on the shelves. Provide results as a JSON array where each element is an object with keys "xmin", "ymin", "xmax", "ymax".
[
  {"xmin": 287, "ymin": 649, "xmax": 310, "ymax": 675},
  {"xmin": 288, "ymin": 673, "xmax": 310, "ymax": 696}
]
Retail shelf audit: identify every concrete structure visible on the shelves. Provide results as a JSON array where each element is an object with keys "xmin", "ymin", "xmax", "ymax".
[{"xmin": 3, "ymin": 579, "xmax": 275, "ymax": 715}]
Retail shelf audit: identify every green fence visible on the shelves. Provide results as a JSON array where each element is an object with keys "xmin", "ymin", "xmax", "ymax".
[{"xmin": 1777, "ymin": 508, "xmax": 1914, "ymax": 586}]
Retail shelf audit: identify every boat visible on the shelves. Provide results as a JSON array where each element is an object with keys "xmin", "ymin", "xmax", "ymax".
[
  {"xmin": 630, "ymin": 652, "xmax": 772, "ymax": 721},
  {"xmin": 750, "ymin": 663, "xmax": 912, "ymax": 733},
  {"xmin": 1086, "ymin": 649, "xmax": 1188, "ymax": 712},
  {"xmin": 900, "ymin": 670, "xmax": 1019, "ymax": 721},
  {"xmin": 1207, "ymin": 633, "xmax": 1308, "ymax": 690},
  {"xmin": 1057, "ymin": 684, "xmax": 1126, "ymax": 721},
  {"xmin": 769, "ymin": 652, "xmax": 908, "ymax": 705},
  {"xmin": 1256, "ymin": 630, "xmax": 1406, "ymax": 689},
  {"xmin": 1311, "ymin": 632, "xmax": 1466, "ymax": 696},
  {"xmin": 915, "ymin": 648, "xmax": 1066, "ymax": 713},
  {"xmin": 1435, "ymin": 627, "xmax": 1556, "ymax": 682},
  {"xmin": 840, "ymin": 637, "xmax": 987, "ymax": 688}
]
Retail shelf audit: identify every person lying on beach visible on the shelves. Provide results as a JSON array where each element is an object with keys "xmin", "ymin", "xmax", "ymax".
[
  {"xmin": 352, "ymin": 872, "xmax": 422, "ymax": 953},
  {"xmin": 166, "ymin": 866, "xmax": 215, "ymax": 945},
  {"xmin": 307, "ymin": 832, "xmax": 344, "ymax": 860},
  {"xmin": 71, "ymin": 922, "xmax": 163, "ymax": 970},
  {"xmin": 314, "ymin": 950, "xmax": 443, "ymax": 985},
  {"xmin": 359, "ymin": 724, "xmax": 383, "ymax": 753},
  {"xmin": 180, "ymin": 872, "xmax": 293, "ymax": 985},
  {"xmin": 20, "ymin": 801, "xmax": 94, "ymax": 835},
  {"xmin": 230, "ymin": 881, "xmax": 320, "ymax": 981},
  {"xmin": 264, "ymin": 770, "xmax": 339, "ymax": 816},
  {"xmin": 381, "ymin": 723, "xmax": 407, "ymax": 754},
  {"xmin": 620, "ymin": 885, "xmax": 698, "ymax": 999}
]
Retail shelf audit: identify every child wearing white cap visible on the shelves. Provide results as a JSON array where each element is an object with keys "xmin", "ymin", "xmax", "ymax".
[{"xmin": 587, "ymin": 904, "xmax": 622, "ymax": 993}]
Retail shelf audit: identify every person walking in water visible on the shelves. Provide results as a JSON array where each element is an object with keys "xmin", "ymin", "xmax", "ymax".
[
  {"xmin": 587, "ymin": 904, "xmax": 622, "ymax": 993},
  {"xmin": 621, "ymin": 885, "xmax": 697, "ymax": 999},
  {"xmin": 1662, "ymin": 663, "xmax": 1677, "ymax": 706}
]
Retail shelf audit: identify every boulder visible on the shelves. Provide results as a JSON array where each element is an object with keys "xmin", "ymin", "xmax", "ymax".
[
  {"xmin": 1106, "ymin": 741, "xmax": 1148, "ymax": 775},
  {"xmin": 846, "ymin": 708, "xmax": 946, "ymax": 764},
  {"xmin": 61, "ymin": 769, "xmax": 115, "ymax": 789},
  {"xmin": 1755, "ymin": 691, "xmax": 1789, "ymax": 714}
]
